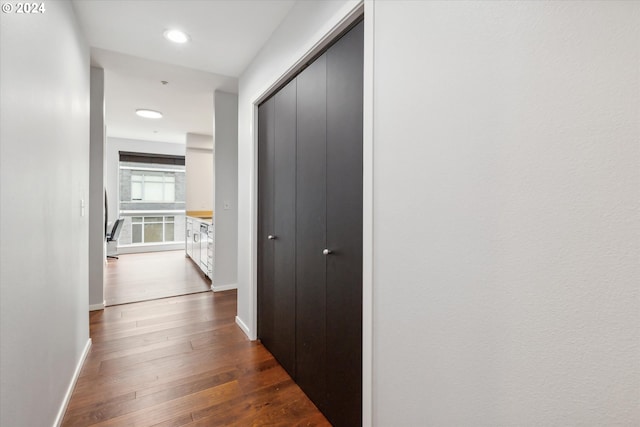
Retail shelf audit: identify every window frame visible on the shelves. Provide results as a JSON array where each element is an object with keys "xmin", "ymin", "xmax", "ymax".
[
  {"xmin": 130, "ymin": 170, "xmax": 177, "ymax": 203},
  {"xmin": 130, "ymin": 215, "xmax": 176, "ymax": 244}
]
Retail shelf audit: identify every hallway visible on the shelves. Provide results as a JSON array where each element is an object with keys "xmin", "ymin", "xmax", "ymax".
[{"xmin": 62, "ymin": 260, "xmax": 328, "ymax": 425}]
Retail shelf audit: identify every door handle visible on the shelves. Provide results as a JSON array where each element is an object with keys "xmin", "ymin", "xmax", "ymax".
[
  {"xmin": 322, "ymin": 249, "xmax": 332, "ymax": 255},
  {"xmin": 268, "ymin": 235, "xmax": 276, "ymax": 240}
]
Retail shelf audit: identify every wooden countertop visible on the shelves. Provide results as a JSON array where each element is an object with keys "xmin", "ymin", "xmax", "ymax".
[{"xmin": 186, "ymin": 210, "xmax": 213, "ymax": 218}]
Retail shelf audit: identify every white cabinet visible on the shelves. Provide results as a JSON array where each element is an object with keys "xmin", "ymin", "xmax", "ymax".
[
  {"xmin": 185, "ymin": 217, "xmax": 194, "ymax": 258},
  {"xmin": 185, "ymin": 216, "xmax": 214, "ymax": 281},
  {"xmin": 192, "ymin": 228, "xmax": 201, "ymax": 269},
  {"xmin": 207, "ymin": 224, "xmax": 214, "ymax": 279},
  {"xmin": 199, "ymin": 222, "xmax": 208, "ymax": 271}
]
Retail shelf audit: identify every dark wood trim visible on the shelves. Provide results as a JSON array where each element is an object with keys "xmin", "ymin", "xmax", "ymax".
[{"xmin": 119, "ymin": 151, "xmax": 185, "ymax": 166}]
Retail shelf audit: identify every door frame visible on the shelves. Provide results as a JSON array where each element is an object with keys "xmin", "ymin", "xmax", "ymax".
[{"xmin": 248, "ymin": 1, "xmax": 374, "ymax": 424}]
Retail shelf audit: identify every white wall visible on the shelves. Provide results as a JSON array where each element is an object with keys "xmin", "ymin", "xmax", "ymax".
[
  {"xmin": 89, "ymin": 67, "xmax": 106, "ymax": 309},
  {"xmin": 106, "ymin": 136, "xmax": 185, "ymax": 223},
  {"xmin": 372, "ymin": 1, "xmax": 639, "ymax": 424},
  {"xmin": 186, "ymin": 132, "xmax": 214, "ymax": 213},
  {"xmin": 236, "ymin": 0, "xmax": 360, "ymax": 338},
  {"xmin": 214, "ymin": 91, "xmax": 238, "ymax": 290},
  {"xmin": 0, "ymin": 1, "xmax": 91, "ymax": 425}
]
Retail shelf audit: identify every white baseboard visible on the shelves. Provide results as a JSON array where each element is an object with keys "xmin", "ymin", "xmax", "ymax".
[
  {"xmin": 235, "ymin": 316, "xmax": 251, "ymax": 339},
  {"xmin": 88, "ymin": 300, "xmax": 105, "ymax": 311},
  {"xmin": 211, "ymin": 283, "xmax": 237, "ymax": 292},
  {"xmin": 116, "ymin": 243, "xmax": 185, "ymax": 255},
  {"xmin": 54, "ymin": 338, "xmax": 91, "ymax": 427}
]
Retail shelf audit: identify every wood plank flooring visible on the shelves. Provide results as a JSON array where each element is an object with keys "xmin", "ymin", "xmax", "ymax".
[
  {"xmin": 63, "ymin": 260, "xmax": 330, "ymax": 425},
  {"xmin": 105, "ymin": 251, "xmax": 211, "ymax": 306}
]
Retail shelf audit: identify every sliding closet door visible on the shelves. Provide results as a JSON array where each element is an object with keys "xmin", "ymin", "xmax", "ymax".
[
  {"xmin": 271, "ymin": 79, "xmax": 297, "ymax": 376},
  {"xmin": 295, "ymin": 54, "xmax": 328, "ymax": 411},
  {"xmin": 325, "ymin": 20, "xmax": 364, "ymax": 426}
]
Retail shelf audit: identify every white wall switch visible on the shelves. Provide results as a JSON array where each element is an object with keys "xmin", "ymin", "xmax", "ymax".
[{"xmin": 80, "ymin": 199, "xmax": 85, "ymax": 217}]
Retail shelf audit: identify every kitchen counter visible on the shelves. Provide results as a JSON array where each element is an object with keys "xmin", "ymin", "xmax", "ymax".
[{"xmin": 185, "ymin": 216, "xmax": 214, "ymax": 283}]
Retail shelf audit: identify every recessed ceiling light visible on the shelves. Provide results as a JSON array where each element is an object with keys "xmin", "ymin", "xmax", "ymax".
[
  {"xmin": 136, "ymin": 109, "xmax": 163, "ymax": 119},
  {"xmin": 163, "ymin": 29, "xmax": 189, "ymax": 44}
]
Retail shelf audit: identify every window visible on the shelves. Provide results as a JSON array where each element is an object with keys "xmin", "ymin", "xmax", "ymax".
[
  {"xmin": 117, "ymin": 157, "xmax": 185, "ymax": 248},
  {"xmin": 131, "ymin": 216, "xmax": 175, "ymax": 244},
  {"xmin": 131, "ymin": 172, "xmax": 176, "ymax": 202}
]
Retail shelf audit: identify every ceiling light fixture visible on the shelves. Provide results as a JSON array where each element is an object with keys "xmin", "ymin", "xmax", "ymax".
[
  {"xmin": 136, "ymin": 109, "xmax": 163, "ymax": 119},
  {"xmin": 163, "ymin": 29, "xmax": 189, "ymax": 44}
]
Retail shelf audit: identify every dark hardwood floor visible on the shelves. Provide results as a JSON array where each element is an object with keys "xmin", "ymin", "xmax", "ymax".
[
  {"xmin": 105, "ymin": 251, "xmax": 211, "ymax": 306},
  {"xmin": 63, "ymin": 256, "xmax": 330, "ymax": 426}
]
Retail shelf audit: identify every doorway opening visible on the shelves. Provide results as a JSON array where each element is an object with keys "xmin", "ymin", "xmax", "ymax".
[{"xmin": 104, "ymin": 150, "xmax": 211, "ymax": 306}]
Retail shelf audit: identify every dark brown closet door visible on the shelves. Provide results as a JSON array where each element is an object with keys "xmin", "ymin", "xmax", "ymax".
[
  {"xmin": 257, "ymin": 98, "xmax": 275, "ymax": 350},
  {"xmin": 258, "ymin": 80, "xmax": 296, "ymax": 376},
  {"xmin": 271, "ymin": 79, "xmax": 297, "ymax": 376},
  {"xmin": 325, "ymin": 20, "xmax": 364, "ymax": 427},
  {"xmin": 259, "ymin": 19, "xmax": 364, "ymax": 427},
  {"xmin": 258, "ymin": 80, "xmax": 298, "ymax": 378},
  {"xmin": 295, "ymin": 53, "xmax": 328, "ymax": 411}
]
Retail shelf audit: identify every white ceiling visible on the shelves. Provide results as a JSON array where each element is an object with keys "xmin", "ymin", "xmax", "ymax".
[
  {"xmin": 72, "ymin": 0, "xmax": 297, "ymax": 143},
  {"xmin": 93, "ymin": 48, "xmax": 236, "ymax": 144}
]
